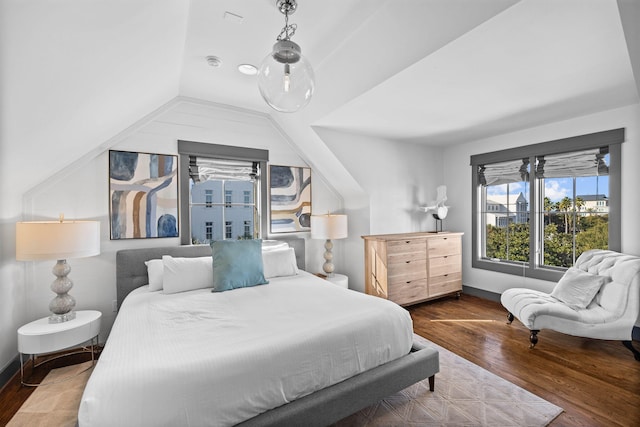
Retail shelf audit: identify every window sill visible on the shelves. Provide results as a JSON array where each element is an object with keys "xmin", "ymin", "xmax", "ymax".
[{"xmin": 472, "ymin": 258, "xmax": 564, "ymax": 282}]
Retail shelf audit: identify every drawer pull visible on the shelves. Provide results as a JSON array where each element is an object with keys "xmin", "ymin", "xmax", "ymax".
[
  {"xmin": 444, "ymin": 256, "xmax": 448, "ymax": 258},
  {"xmin": 405, "ymin": 241, "xmax": 411, "ymax": 244},
  {"xmin": 406, "ymin": 261, "xmax": 411, "ymax": 263},
  {"xmin": 406, "ymin": 281, "xmax": 411, "ymax": 284},
  {"xmin": 444, "ymin": 274, "xmax": 448, "ymax": 277}
]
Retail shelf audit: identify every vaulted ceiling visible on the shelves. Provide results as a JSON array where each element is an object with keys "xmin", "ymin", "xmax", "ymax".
[{"xmin": 1, "ymin": 0, "xmax": 638, "ymax": 196}]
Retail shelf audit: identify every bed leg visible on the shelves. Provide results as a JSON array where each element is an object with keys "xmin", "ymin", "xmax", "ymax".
[
  {"xmin": 506, "ymin": 312, "xmax": 514, "ymax": 324},
  {"xmin": 428, "ymin": 375, "xmax": 435, "ymax": 392},
  {"xmin": 622, "ymin": 341, "xmax": 640, "ymax": 361}
]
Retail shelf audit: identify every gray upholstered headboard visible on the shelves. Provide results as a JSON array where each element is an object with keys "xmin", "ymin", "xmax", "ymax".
[{"xmin": 115, "ymin": 238, "xmax": 305, "ymax": 309}]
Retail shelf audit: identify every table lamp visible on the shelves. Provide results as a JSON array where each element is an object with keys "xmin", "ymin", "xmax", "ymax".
[
  {"xmin": 310, "ymin": 213, "xmax": 348, "ymax": 277},
  {"xmin": 16, "ymin": 216, "xmax": 100, "ymax": 323}
]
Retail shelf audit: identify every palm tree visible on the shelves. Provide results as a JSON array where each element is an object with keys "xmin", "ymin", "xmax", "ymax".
[
  {"xmin": 558, "ymin": 196, "xmax": 572, "ymax": 234},
  {"xmin": 543, "ymin": 197, "xmax": 553, "ymax": 226},
  {"xmin": 573, "ymin": 197, "xmax": 585, "ymax": 232}
]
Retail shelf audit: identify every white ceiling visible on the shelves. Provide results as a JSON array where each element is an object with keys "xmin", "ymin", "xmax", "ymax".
[
  {"xmin": 1, "ymin": 0, "xmax": 638, "ymax": 195},
  {"xmin": 180, "ymin": 0, "xmax": 638, "ymax": 144}
]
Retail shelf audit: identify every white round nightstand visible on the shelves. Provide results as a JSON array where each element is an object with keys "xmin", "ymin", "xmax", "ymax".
[
  {"xmin": 17, "ymin": 310, "xmax": 102, "ymax": 386},
  {"xmin": 327, "ymin": 273, "xmax": 349, "ymax": 289}
]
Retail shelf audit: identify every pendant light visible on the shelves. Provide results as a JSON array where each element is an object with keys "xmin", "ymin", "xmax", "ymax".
[{"xmin": 258, "ymin": 0, "xmax": 314, "ymax": 113}]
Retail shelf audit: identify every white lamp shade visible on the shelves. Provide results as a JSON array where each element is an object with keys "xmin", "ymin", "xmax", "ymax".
[
  {"xmin": 16, "ymin": 221, "xmax": 101, "ymax": 261},
  {"xmin": 311, "ymin": 214, "xmax": 348, "ymax": 240}
]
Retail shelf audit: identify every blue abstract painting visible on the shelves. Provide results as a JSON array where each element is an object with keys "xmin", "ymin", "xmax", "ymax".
[
  {"xmin": 270, "ymin": 165, "xmax": 311, "ymax": 233},
  {"xmin": 109, "ymin": 150, "xmax": 179, "ymax": 239}
]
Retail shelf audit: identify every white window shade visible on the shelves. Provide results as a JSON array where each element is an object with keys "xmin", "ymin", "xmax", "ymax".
[
  {"xmin": 189, "ymin": 157, "xmax": 258, "ymax": 182},
  {"xmin": 535, "ymin": 148, "xmax": 609, "ymax": 178},
  {"xmin": 478, "ymin": 158, "xmax": 530, "ymax": 186}
]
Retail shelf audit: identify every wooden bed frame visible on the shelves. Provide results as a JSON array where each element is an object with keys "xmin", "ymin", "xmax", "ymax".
[{"xmin": 114, "ymin": 238, "xmax": 439, "ymax": 426}]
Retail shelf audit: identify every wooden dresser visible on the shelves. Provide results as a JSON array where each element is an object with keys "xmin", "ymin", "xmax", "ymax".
[{"xmin": 362, "ymin": 232, "xmax": 463, "ymax": 306}]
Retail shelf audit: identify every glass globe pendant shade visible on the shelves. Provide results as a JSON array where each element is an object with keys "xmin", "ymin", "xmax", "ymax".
[{"xmin": 258, "ymin": 40, "xmax": 315, "ymax": 113}]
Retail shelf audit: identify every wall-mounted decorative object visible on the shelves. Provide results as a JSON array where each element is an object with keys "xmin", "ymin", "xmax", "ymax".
[
  {"xmin": 270, "ymin": 165, "xmax": 311, "ymax": 233},
  {"xmin": 109, "ymin": 150, "xmax": 179, "ymax": 239},
  {"xmin": 420, "ymin": 185, "xmax": 450, "ymax": 232}
]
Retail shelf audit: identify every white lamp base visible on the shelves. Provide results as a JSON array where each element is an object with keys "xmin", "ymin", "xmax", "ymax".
[
  {"xmin": 49, "ymin": 259, "xmax": 76, "ymax": 323},
  {"xmin": 322, "ymin": 239, "xmax": 335, "ymax": 277},
  {"xmin": 49, "ymin": 311, "xmax": 76, "ymax": 323}
]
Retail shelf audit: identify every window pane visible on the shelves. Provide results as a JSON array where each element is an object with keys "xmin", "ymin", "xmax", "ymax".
[
  {"xmin": 481, "ymin": 158, "xmax": 530, "ymax": 263},
  {"xmin": 189, "ymin": 159, "xmax": 259, "ymax": 243},
  {"xmin": 224, "ymin": 181, "xmax": 254, "ymax": 239},
  {"xmin": 537, "ymin": 150, "xmax": 609, "ymax": 268}
]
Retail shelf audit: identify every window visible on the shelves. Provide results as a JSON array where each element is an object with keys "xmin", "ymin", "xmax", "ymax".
[
  {"xmin": 205, "ymin": 221, "xmax": 213, "ymax": 240},
  {"xmin": 178, "ymin": 141, "xmax": 269, "ymax": 245},
  {"xmin": 205, "ymin": 190, "xmax": 213, "ymax": 208},
  {"xmin": 471, "ymin": 129, "xmax": 623, "ymax": 281}
]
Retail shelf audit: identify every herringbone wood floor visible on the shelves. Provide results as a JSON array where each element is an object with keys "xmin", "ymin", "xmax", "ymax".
[
  {"xmin": 409, "ymin": 294, "xmax": 640, "ymax": 427},
  {"xmin": 1, "ymin": 294, "xmax": 638, "ymax": 426}
]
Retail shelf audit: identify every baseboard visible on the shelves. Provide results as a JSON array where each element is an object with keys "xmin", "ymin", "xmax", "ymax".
[
  {"xmin": 462, "ymin": 285, "xmax": 501, "ymax": 302},
  {"xmin": 463, "ymin": 285, "xmax": 640, "ymax": 341},
  {"xmin": 0, "ymin": 356, "xmax": 20, "ymax": 394}
]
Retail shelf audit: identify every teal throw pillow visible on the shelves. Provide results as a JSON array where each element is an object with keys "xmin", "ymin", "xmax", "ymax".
[{"xmin": 211, "ymin": 239, "xmax": 269, "ymax": 292}]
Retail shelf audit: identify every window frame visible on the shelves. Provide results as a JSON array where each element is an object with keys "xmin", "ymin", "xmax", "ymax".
[
  {"xmin": 178, "ymin": 140, "xmax": 269, "ymax": 245},
  {"xmin": 470, "ymin": 128, "xmax": 623, "ymax": 281}
]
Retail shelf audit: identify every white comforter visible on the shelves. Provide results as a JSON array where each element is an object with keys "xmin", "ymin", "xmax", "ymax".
[{"xmin": 78, "ymin": 271, "xmax": 413, "ymax": 427}]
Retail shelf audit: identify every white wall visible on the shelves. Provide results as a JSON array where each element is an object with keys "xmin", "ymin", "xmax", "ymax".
[
  {"xmin": 4, "ymin": 98, "xmax": 341, "ymax": 367},
  {"xmin": 442, "ymin": 103, "xmax": 640, "ymax": 296},
  {"xmin": 315, "ymin": 127, "xmax": 445, "ymax": 291}
]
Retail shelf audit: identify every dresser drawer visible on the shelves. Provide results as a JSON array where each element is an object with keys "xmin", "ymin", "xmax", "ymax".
[
  {"xmin": 388, "ymin": 250, "xmax": 426, "ymax": 266},
  {"xmin": 429, "ymin": 273, "xmax": 462, "ymax": 296},
  {"xmin": 427, "ymin": 236, "xmax": 460, "ymax": 257},
  {"xmin": 387, "ymin": 239, "xmax": 426, "ymax": 255},
  {"xmin": 389, "ymin": 279, "xmax": 428, "ymax": 306},
  {"xmin": 428, "ymin": 254, "xmax": 461, "ymax": 277},
  {"xmin": 388, "ymin": 259, "xmax": 427, "ymax": 283}
]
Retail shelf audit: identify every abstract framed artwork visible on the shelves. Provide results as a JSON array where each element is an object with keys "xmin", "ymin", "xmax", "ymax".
[
  {"xmin": 270, "ymin": 165, "xmax": 311, "ymax": 233},
  {"xmin": 109, "ymin": 150, "xmax": 179, "ymax": 239}
]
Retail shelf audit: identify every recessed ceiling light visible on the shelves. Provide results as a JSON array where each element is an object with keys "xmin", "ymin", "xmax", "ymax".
[{"xmin": 237, "ymin": 64, "xmax": 258, "ymax": 76}]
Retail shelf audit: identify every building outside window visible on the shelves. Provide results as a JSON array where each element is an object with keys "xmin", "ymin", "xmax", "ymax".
[
  {"xmin": 205, "ymin": 221, "xmax": 213, "ymax": 240},
  {"xmin": 184, "ymin": 153, "xmax": 261, "ymax": 243},
  {"xmin": 225, "ymin": 190, "xmax": 232, "ymax": 208},
  {"xmin": 205, "ymin": 190, "xmax": 213, "ymax": 208},
  {"xmin": 471, "ymin": 129, "xmax": 623, "ymax": 281}
]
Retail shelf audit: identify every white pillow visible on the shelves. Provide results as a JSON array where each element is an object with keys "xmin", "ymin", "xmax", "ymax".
[
  {"xmin": 145, "ymin": 259, "xmax": 164, "ymax": 291},
  {"xmin": 550, "ymin": 267, "xmax": 608, "ymax": 309},
  {"xmin": 162, "ymin": 255, "xmax": 214, "ymax": 294},
  {"xmin": 262, "ymin": 240, "xmax": 289, "ymax": 252},
  {"xmin": 262, "ymin": 247, "xmax": 299, "ymax": 279}
]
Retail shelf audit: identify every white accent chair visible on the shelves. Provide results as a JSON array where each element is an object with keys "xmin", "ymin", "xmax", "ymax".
[{"xmin": 501, "ymin": 249, "xmax": 640, "ymax": 360}]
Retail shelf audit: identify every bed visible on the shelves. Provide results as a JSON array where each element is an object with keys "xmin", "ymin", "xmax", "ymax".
[{"xmin": 78, "ymin": 238, "xmax": 439, "ymax": 426}]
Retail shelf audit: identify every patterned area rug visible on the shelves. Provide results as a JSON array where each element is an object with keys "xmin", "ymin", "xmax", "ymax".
[
  {"xmin": 334, "ymin": 335, "xmax": 563, "ymax": 426},
  {"xmin": 8, "ymin": 361, "xmax": 93, "ymax": 427},
  {"xmin": 9, "ymin": 336, "xmax": 562, "ymax": 426}
]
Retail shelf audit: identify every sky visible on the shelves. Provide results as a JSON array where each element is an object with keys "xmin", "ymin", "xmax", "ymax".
[{"xmin": 487, "ymin": 176, "xmax": 609, "ymax": 202}]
